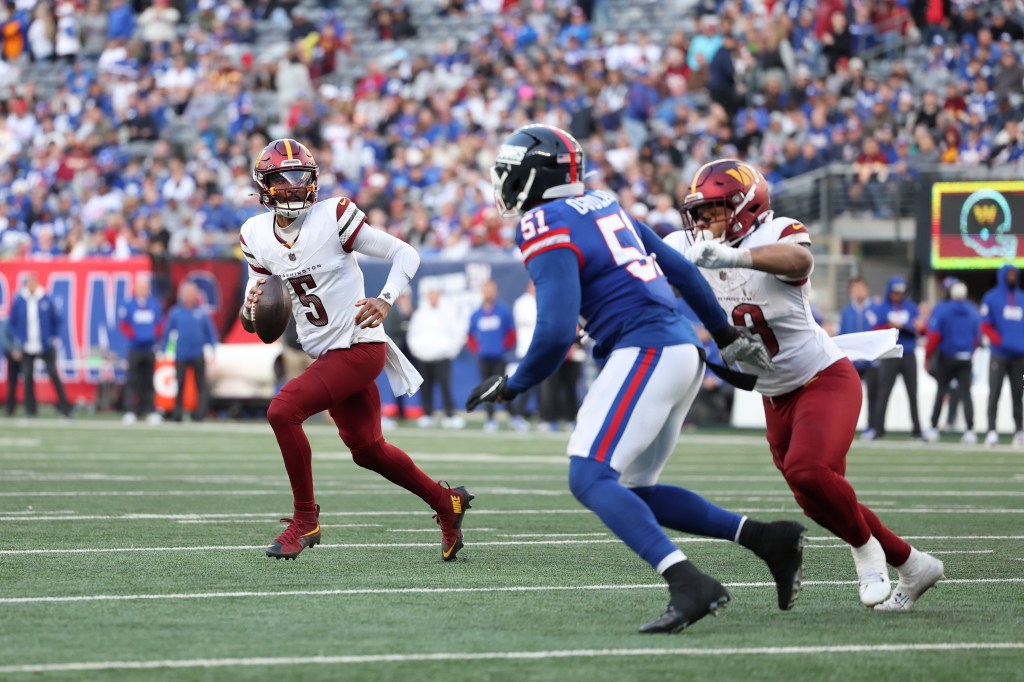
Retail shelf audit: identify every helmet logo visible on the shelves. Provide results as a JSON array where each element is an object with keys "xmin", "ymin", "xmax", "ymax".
[
  {"xmin": 496, "ymin": 144, "xmax": 528, "ymax": 165},
  {"xmin": 280, "ymin": 159, "xmax": 302, "ymax": 167},
  {"xmin": 725, "ymin": 165, "xmax": 757, "ymax": 185}
]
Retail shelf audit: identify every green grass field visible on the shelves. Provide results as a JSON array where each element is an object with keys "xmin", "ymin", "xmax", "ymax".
[{"xmin": 1, "ymin": 418, "xmax": 1022, "ymax": 681}]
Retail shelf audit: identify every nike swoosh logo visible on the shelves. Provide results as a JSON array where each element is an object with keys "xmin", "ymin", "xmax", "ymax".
[
  {"xmin": 302, "ymin": 524, "xmax": 320, "ymax": 537},
  {"xmin": 442, "ymin": 544, "xmax": 457, "ymax": 559}
]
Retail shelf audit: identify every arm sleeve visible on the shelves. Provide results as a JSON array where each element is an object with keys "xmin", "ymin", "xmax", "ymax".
[
  {"xmin": 506, "ymin": 248, "xmax": 581, "ymax": 394},
  {"xmin": 351, "ymin": 224, "xmax": 421, "ymax": 305},
  {"xmin": 636, "ymin": 221, "xmax": 730, "ymax": 335}
]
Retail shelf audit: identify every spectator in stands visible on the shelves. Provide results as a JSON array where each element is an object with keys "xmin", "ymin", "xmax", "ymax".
[
  {"xmin": 137, "ymin": 0, "xmax": 180, "ymax": 46},
  {"xmin": 1, "ymin": 1, "xmax": 25, "ymax": 62},
  {"xmin": 407, "ymin": 288, "xmax": 464, "ymax": 429},
  {"xmin": 840, "ymin": 277, "xmax": 882, "ymax": 439},
  {"xmin": 467, "ymin": 279, "xmax": 518, "ymax": 432},
  {"xmin": 26, "ymin": 3, "xmax": 55, "ymax": 62},
  {"xmin": 161, "ymin": 281, "xmax": 216, "ymax": 423},
  {"xmin": 105, "ymin": 0, "xmax": 135, "ymax": 41},
  {"xmin": 822, "ymin": 10, "xmax": 854, "ymax": 72},
  {"xmin": 54, "ymin": 2, "xmax": 80, "ymax": 63},
  {"xmin": 869, "ymin": 276, "xmax": 924, "ymax": 440},
  {"xmin": 9, "ymin": 271, "xmax": 72, "ymax": 418},
  {"xmin": 923, "ymin": 279, "xmax": 980, "ymax": 444},
  {"xmin": 980, "ymin": 265, "xmax": 1024, "ymax": 446},
  {"xmin": 118, "ymin": 274, "xmax": 163, "ymax": 424}
]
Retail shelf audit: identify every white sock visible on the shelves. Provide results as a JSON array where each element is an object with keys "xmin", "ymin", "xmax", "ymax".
[
  {"xmin": 656, "ymin": 550, "xmax": 687, "ymax": 575},
  {"xmin": 850, "ymin": 536, "xmax": 885, "ymax": 574}
]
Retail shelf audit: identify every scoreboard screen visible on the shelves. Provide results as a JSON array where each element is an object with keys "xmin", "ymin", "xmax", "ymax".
[{"xmin": 931, "ymin": 181, "xmax": 1024, "ymax": 269}]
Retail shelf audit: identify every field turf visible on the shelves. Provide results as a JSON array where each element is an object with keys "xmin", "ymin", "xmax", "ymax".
[{"xmin": 0, "ymin": 418, "xmax": 1022, "ymax": 681}]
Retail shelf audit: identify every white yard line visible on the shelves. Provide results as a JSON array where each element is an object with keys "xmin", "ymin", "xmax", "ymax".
[
  {"xmin": 0, "ymin": 535, "xmax": 1020, "ymax": 557},
  {"xmin": 2, "ymin": 643, "xmax": 1023, "ymax": 674},
  {"xmin": 0, "ymin": 579, "xmax": 1021, "ymax": 606}
]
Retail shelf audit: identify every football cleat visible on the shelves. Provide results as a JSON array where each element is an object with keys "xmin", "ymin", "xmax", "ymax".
[
  {"xmin": 434, "ymin": 483, "xmax": 474, "ymax": 561},
  {"xmin": 639, "ymin": 569, "xmax": 730, "ymax": 634},
  {"xmin": 985, "ymin": 430, "xmax": 999, "ymax": 447},
  {"xmin": 851, "ymin": 536, "xmax": 892, "ymax": 606},
  {"xmin": 874, "ymin": 549, "xmax": 945, "ymax": 612},
  {"xmin": 752, "ymin": 520, "xmax": 807, "ymax": 611},
  {"xmin": 266, "ymin": 505, "xmax": 321, "ymax": 560}
]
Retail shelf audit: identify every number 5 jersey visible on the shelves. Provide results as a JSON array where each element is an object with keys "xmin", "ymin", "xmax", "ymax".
[
  {"xmin": 664, "ymin": 216, "xmax": 844, "ymax": 397},
  {"xmin": 239, "ymin": 196, "xmax": 415, "ymax": 361}
]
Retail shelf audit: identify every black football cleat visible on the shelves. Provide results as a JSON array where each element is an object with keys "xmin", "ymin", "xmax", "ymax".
[
  {"xmin": 266, "ymin": 504, "xmax": 321, "ymax": 560},
  {"xmin": 433, "ymin": 482, "xmax": 474, "ymax": 561},
  {"xmin": 639, "ymin": 569, "xmax": 731, "ymax": 634},
  {"xmin": 753, "ymin": 520, "xmax": 807, "ymax": 610}
]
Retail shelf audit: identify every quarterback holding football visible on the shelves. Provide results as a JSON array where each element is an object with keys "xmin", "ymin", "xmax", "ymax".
[{"xmin": 239, "ymin": 138, "xmax": 473, "ymax": 562}]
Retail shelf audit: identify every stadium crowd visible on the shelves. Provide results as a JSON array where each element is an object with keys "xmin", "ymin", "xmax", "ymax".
[{"xmin": 0, "ymin": 0, "xmax": 1021, "ymax": 262}]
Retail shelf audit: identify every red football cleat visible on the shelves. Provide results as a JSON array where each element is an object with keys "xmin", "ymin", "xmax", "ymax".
[
  {"xmin": 266, "ymin": 504, "xmax": 321, "ymax": 560},
  {"xmin": 433, "ymin": 483, "xmax": 474, "ymax": 561}
]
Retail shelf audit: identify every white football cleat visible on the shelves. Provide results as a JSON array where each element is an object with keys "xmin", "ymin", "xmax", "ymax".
[
  {"xmin": 860, "ymin": 428, "xmax": 877, "ymax": 442},
  {"xmin": 145, "ymin": 412, "xmax": 163, "ymax": 425},
  {"xmin": 960, "ymin": 430, "xmax": 977, "ymax": 445},
  {"xmin": 851, "ymin": 536, "xmax": 892, "ymax": 606},
  {"xmin": 922, "ymin": 427, "xmax": 939, "ymax": 443},
  {"xmin": 1013, "ymin": 431, "xmax": 1024, "ymax": 446},
  {"xmin": 874, "ymin": 548, "xmax": 945, "ymax": 612},
  {"xmin": 985, "ymin": 430, "xmax": 999, "ymax": 447},
  {"xmin": 417, "ymin": 415, "xmax": 435, "ymax": 428},
  {"xmin": 122, "ymin": 412, "xmax": 137, "ymax": 425}
]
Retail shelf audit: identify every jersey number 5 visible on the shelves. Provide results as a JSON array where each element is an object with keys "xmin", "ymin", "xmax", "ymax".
[
  {"xmin": 596, "ymin": 211, "xmax": 661, "ymax": 282},
  {"xmin": 731, "ymin": 303, "xmax": 780, "ymax": 357},
  {"xmin": 288, "ymin": 274, "xmax": 329, "ymax": 327}
]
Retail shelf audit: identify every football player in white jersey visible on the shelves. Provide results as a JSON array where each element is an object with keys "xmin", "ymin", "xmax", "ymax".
[
  {"xmin": 239, "ymin": 138, "xmax": 473, "ymax": 561},
  {"xmin": 665, "ymin": 160, "xmax": 944, "ymax": 612}
]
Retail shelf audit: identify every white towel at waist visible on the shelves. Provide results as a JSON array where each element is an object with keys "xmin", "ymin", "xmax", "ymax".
[
  {"xmin": 833, "ymin": 328, "xmax": 904, "ymax": 362},
  {"xmin": 384, "ymin": 335, "xmax": 423, "ymax": 397}
]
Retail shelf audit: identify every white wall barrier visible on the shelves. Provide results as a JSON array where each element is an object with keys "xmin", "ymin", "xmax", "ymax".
[{"xmin": 731, "ymin": 347, "xmax": 1022, "ymax": 435}]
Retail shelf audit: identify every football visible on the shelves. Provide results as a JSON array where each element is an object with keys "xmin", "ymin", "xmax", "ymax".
[{"xmin": 251, "ymin": 275, "xmax": 291, "ymax": 344}]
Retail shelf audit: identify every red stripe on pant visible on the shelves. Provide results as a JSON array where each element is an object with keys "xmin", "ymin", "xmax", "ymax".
[
  {"xmin": 266, "ymin": 342, "xmax": 444, "ymax": 514},
  {"xmin": 763, "ymin": 358, "xmax": 911, "ymax": 566},
  {"xmin": 594, "ymin": 348, "xmax": 657, "ymax": 463}
]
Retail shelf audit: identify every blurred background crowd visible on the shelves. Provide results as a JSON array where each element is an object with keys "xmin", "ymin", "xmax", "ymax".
[{"xmin": 0, "ymin": 0, "xmax": 1021, "ymax": 263}]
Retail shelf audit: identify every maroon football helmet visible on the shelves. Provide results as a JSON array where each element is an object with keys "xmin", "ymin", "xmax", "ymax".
[
  {"xmin": 253, "ymin": 138, "xmax": 319, "ymax": 218},
  {"xmin": 682, "ymin": 159, "xmax": 771, "ymax": 244}
]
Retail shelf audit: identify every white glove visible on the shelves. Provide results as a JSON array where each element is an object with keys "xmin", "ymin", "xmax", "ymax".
[
  {"xmin": 719, "ymin": 327, "xmax": 776, "ymax": 372},
  {"xmin": 685, "ymin": 241, "xmax": 753, "ymax": 269}
]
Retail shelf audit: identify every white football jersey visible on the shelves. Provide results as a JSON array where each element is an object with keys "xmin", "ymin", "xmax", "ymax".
[
  {"xmin": 664, "ymin": 215, "xmax": 844, "ymax": 396},
  {"xmin": 239, "ymin": 197, "xmax": 385, "ymax": 358}
]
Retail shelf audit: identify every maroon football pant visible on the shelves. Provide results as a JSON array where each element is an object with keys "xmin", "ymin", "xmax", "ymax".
[
  {"xmin": 266, "ymin": 342, "xmax": 444, "ymax": 516},
  {"xmin": 763, "ymin": 357, "xmax": 911, "ymax": 566}
]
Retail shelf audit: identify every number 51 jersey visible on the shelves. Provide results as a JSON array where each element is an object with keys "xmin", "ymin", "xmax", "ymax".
[
  {"xmin": 664, "ymin": 216, "xmax": 844, "ymax": 396},
  {"xmin": 239, "ymin": 197, "xmax": 385, "ymax": 358},
  {"xmin": 516, "ymin": 189, "xmax": 698, "ymax": 358}
]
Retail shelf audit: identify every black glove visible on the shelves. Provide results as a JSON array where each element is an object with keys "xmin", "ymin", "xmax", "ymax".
[{"xmin": 466, "ymin": 375, "xmax": 518, "ymax": 412}]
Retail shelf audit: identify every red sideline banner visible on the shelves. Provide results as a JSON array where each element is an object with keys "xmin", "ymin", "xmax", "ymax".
[{"xmin": 0, "ymin": 257, "xmax": 151, "ymax": 405}]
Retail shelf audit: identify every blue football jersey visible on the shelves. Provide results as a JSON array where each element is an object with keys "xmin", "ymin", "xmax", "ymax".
[{"xmin": 516, "ymin": 190, "xmax": 698, "ymax": 357}]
